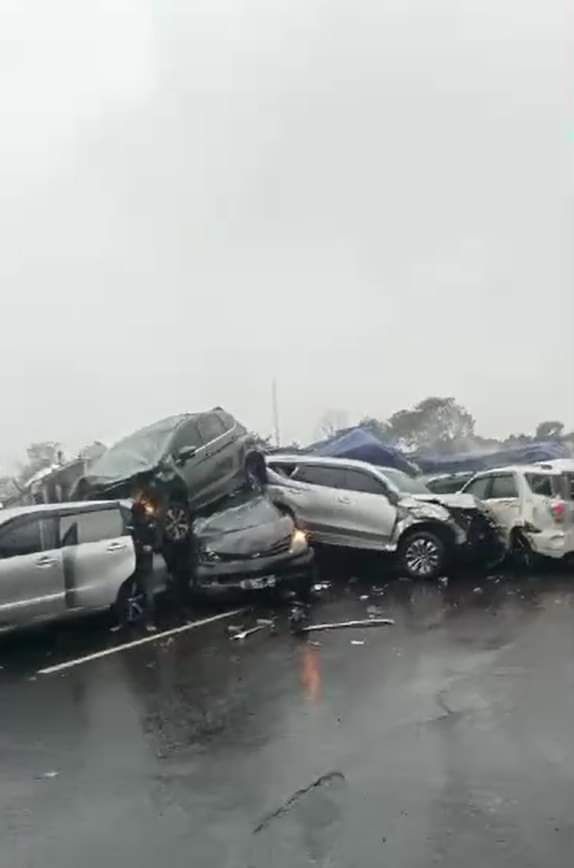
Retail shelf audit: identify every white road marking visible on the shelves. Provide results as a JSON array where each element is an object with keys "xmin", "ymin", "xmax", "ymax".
[{"xmin": 38, "ymin": 608, "xmax": 246, "ymax": 676}]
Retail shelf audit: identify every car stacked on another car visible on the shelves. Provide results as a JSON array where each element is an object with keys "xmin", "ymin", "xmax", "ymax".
[
  {"xmin": 266, "ymin": 455, "xmax": 504, "ymax": 580},
  {"xmin": 461, "ymin": 464, "xmax": 574, "ymax": 566},
  {"xmin": 75, "ymin": 408, "xmax": 266, "ymax": 545}
]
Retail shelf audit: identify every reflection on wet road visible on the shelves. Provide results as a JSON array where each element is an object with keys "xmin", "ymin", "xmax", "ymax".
[{"xmin": 2, "ymin": 560, "xmax": 574, "ymax": 868}]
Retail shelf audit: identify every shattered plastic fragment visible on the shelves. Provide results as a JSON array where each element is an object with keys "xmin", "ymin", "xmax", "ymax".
[
  {"xmin": 438, "ymin": 576, "xmax": 449, "ymax": 587},
  {"xmin": 351, "ymin": 640, "xmax": 365, "ymax": 646},
  {"xmin": 312, "ymin": 582, "xmax": 331, "ymax": 592},
  {"xmin": 42, "ymin": 770, "xmax": 59, "ymax": 779},
  {"xmin": 359, "ymin": 595, "xmax": 369, "ymax": 601},
  {"xmin": 473, "ymin": 587, "xmax": 483, "ymax": 594},
  {"xmin": 230, "ymin": 624, "xmax": 266, "ymax": 640},
  {"xmin": 300, "ymin": 618, "xmax": 394, "ymax": 633}
]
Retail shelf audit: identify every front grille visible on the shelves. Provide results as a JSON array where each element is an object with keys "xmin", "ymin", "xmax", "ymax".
[{"xmin": 215, "ymin": 536, "xmax": 291, "ymax": 562}]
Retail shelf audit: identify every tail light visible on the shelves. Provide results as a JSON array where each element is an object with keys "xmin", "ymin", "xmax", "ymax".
[{"xmin": 550, "ymin": 500, "xmax": 567, "ymax": 523}]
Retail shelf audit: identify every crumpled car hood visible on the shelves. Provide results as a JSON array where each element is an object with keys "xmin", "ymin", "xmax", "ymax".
[
  {"xmin": 195, "ymin": 495, "xmax": 294, "ymax": 557},
  {"xmin": 411, "ymin": 492, "xmax": 481, "ymax": 511}
]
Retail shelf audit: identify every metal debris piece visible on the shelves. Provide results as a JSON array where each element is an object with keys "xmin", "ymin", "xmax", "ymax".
[
  {"xmin": 312, "ymin": 582, "xmax": 332, "ymax": 592},
  {"xmin": 300, "ymin": 618, "xmax": 394, "ymax": 633},
  {"xmin": 230, "ymin": 624, "xmax": 266, "ymax": 641},
  {"xmin": 473, "ymin": 587, "xmax": 484, "ymax": 594},
  {"xmin": 359, "ymin": 594, "xmax": 369, "ymax": 601},
  {"xmin": 351, "ymin": 640, "xmax": 365, "ymax": 646},
  {"xmin": 309, "ymin": 640, "xmax": 321, "ymax": 647},
  {"xmin": 438, "ymin": 576, "xmax": 449, "ymax": 587},
  {"xmin": 42, "ymin": 770, "xmax": 59, "ymax": 779}
]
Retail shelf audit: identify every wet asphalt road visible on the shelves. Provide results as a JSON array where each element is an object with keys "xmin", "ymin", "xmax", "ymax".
[{"xmin": 2, "ymin": 560, "xmax": 574, "ymax": 868}]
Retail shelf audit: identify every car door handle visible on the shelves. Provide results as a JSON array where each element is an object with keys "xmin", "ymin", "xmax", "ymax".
[
  {"xmin": 337, "ymin": 496, "xmax": 352, "ymax": 504},
  {"xmin": 106, "ymin": 542, "xmax": 126, "ymax": 552},
  {"xmin": 35, "ymin": 556, "xmax": 57, "ymax": 567}
]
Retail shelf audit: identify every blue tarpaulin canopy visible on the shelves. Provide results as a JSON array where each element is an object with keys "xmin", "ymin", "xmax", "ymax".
[
  {"xmin": 415, "ymin": 440, "xmax": 570, "ymax": 475},
  {"xmin": 311, "ymin": 427, "xmax": 418, "ymax": 475}
]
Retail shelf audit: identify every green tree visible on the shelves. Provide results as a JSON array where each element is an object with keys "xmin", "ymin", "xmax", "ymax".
[
  {"xmin": 19, "ymin": 441, "xmax": 63, "ymax": 483},
  {"xmin": 387, "ymin": 397, "xmax": 475, "ymax": 452},
  {"xmin": 535, "ymin": 420, "xmax": 564, "ymax": 440}
]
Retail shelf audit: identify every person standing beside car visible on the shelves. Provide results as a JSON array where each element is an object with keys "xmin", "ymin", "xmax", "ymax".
[{"xmin": 131, "ymin": 500, "xmax": 159, "ymax": 631}]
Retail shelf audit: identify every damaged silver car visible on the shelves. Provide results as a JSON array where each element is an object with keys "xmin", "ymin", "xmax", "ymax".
[{"xmin": 266, "ymin": 455, "xmax": 504, "ymax": 580}]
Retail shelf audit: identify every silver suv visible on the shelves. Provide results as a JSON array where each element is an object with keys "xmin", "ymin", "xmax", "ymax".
[
  {"xmin": 77, "ymin": 408, "xmax": 266, "ymax": 542},
  {"xmin": 0, "ymin": 501, "xmax": 144, "ymax": 632},
  {"xmin": 267, "ymin": 455, "xmax": 503, "ymax": 579}
]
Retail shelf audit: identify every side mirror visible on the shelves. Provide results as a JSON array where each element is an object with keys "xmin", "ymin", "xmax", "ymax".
[{"xmin": 174, "ymin": 446, "xmax": 197, "ymax": 466}]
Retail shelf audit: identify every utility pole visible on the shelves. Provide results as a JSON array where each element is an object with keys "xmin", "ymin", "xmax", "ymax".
[{"xmin": 272, "ymin": 377, "xmax": 280, "ymax": 447}]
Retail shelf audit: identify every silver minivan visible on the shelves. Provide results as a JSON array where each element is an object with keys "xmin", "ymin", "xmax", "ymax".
[{"xmin": 0, "ymin": 500, "xmax": 142, "ymax": 632}]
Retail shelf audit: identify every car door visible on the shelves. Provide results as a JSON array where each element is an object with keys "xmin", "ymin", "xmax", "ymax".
[
  {"xmin": 0, "ymin": 513, "xmax": 65, "ymax": 627},
  {"xmin": 59, "ymin": 506, "xmax": 136, "ymax": 611},
  {"xmin": 480, "ymin": 473, "xmax": 522, "ymax": 539},
  {"xmin": 195, "ymin": 412, "xmax": 236, "ymax": 506},
  {"xmin": 169, "ymin": 416, "xmax": 210, "ymax": 509},
  {"xmin": 340, "ymin": 469, "xmax": 398, "ymax": 548},
  {"xmin": 283, "ymin": 463, "xmax": 352, "ymax": 545}
]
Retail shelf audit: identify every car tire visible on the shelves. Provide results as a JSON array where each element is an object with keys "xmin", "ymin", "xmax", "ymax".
[
  {"xmin": 163, "ymin": 500, "xmax": 192, "ymax": 544},
  {"xmin": 511, "ymin": 530, "xmax": 535, "ymax": 571},
  {"xmin": 114, "ymin": 578, "xmax": 147, "ymax": 626},
  {"xmin": 397, "ymin": 530, "xmax": 446, "ymax": 581}
]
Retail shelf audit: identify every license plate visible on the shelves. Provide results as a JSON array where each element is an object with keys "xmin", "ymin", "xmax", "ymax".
[{"xmin": 239, "ymin": 575, "xmax": 277, "ymax": 590}]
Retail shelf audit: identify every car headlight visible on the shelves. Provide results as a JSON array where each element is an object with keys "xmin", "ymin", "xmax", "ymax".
[
  {"xmin": 199, "ymin": 546, "xmax": 222, "ymax": 563},
  {"xmin": 290, "ymin": 528, "xmax": 308, "ymax": 553}
]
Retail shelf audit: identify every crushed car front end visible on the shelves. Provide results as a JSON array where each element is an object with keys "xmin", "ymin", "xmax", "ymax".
[{"xmin": 193, "ymin": 495, "xmax": 314, "ymax": 598}]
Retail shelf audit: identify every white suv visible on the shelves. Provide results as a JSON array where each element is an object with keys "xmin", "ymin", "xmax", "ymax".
[{"xmin": 461, "ymin": 465, "xmax": 574, "ymax": 564}]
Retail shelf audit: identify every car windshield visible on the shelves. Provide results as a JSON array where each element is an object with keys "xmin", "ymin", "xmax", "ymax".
[
  {"xmin": 194, "ymin": 494, "xmax": 283, "ymax": 535},
  {"xmin": 84, "ymin": 415, "xmax": 190, "ymax": 484},
  {"xmin": 380, "ymin": 468, "xmax": 430, "ymax": 494}
]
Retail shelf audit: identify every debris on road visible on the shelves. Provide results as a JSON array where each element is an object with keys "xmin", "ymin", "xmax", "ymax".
[
  {"xmin": 473, "ymin": 587, "xmax": 484, "ymax": 595},
  {"xmin": 438, "ymin": 576, "xmax": 449, "ymax": 587},
  {"xmin": 312, "ymin": 581, "xmax": 332, "ymax": 592},
  {"xmin": 351, "ymin": 640, "xmax": 365, "ymax": 646},
  {"xmin": 366, "ymin": 604, "xmax": 384, "ymax": 618},
  {"xmin": 229, "ymin": 624, "xmax": 266, "ymax": 641},
  {"xmin": 288, "ymin": 602, "xmax": 311, "ymax": 633},
  {"xmin": 41, "ymin": 770, "xmax": 60, "ymax": 779},
  {"xmin": 299, "ymin": 618, "xmax": 395, "ymax": 633},
  {"xmin": 360, "ymin": 594, "xmax": 369, "ymax": 601}
]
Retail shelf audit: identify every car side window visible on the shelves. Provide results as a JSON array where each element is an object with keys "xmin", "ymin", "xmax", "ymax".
[
  {"xmin": 0, "ymin": 516, "xmax": 56, "ymax": 559},
  {"xmin": 487, "ymin": 475, "xmax": 518, "ymax": 499},
  {"xmin": 525, "ymin": 474, "xmax": 555, "ymax": 497},
  {"xmin": 170, "ymin": 418, "xmax": 204, "ymax": 454},
  {"xmin": 343, "ymin": 469, "xmax": 386, "ymax": 495},
  {"xmin": 294, "ymin": 465, "xmax": 346, "ymax": 488},
  {"xmin": 198, "ymin": 413, "xmax": 225, "ymax": 443},
  {"xmin": 464, "ymin": 477, "xmax": 491, "ymax": 499},
  {"xmin": 60, "ymin": 509, "xmax": 124, "ymax": 546},
  {"xmin": 564, "ymin": 473, "xmax": 574, "ymax": 501}
]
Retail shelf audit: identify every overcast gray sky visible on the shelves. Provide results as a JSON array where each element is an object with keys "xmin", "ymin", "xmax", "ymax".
[{"xmin": 1, "ymin": 0, "xmax": 572, "ymax": 470}]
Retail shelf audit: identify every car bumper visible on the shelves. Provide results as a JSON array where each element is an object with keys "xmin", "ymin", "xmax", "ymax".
[
  {"xmin": 527, "ymin": 529, "xmax": 574, "ymax": 560},
  {"xmin": 194, "ymin": 548, "xmax": 315, "ymax": 597}
]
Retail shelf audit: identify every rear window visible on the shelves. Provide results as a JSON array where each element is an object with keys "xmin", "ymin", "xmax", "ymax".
[
  {"xmin": 60, "ymin": 508, "xmax": 124, "ymax": 545},
  {"xmin": 525, "ymin": 474, "xmax": 558, "ymax": 498}
]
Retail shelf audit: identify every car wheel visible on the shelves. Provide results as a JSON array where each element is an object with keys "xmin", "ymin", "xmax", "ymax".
[
  {"xmin": 511, "ymin": 530, "xmax": 535, "ymax": 571},
  {"xmin": 398, "ymin": 530, "xmax": 446, "ymax": 581},
  {"xmin": 163, "ymin": 501, "xmax": 192, "ymax": 543},
  {"xmin": 114, "ymin": 578, "xmax": 146, "ymax": 626}
]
